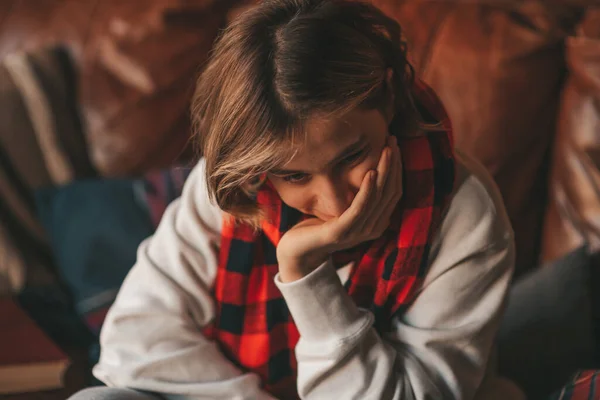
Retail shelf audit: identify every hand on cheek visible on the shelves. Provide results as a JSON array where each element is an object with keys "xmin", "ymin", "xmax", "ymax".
[{"xmin": 277, "ymin": 135, "xmax": 403, "ymax": 283}]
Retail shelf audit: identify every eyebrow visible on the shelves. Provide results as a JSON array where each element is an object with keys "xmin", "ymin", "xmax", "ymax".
[{"xmin": 271, "ymin": 135, "xmax": 367, "ymax": 176}]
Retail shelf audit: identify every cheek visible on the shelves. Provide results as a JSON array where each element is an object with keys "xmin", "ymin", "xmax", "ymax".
[
  {"xmin": 268, "ymin": 181, "xmax": 313, "ymax": 211},
  {"xmin": 363, "ymin": 150, "xmax": 382, "ymax": 171},
  {"xmin": 348, "ymin": 149, "xmax": 382, "ymax": 187}
]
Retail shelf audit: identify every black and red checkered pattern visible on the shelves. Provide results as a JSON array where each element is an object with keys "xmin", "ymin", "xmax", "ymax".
[
  {"xmin": 205, "ymin": 79, "xmax": 456, "ymax": 399},
  {"xmin": 549, "ymin": 370, "xmax": 600, "ymax": 400}
]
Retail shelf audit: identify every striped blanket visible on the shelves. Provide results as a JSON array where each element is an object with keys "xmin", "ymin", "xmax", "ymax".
[{"xmin": 0, "ymin": 46, "xmax": 96, "ymax": 294}]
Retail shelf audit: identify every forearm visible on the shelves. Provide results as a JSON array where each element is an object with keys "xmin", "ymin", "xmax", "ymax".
[
  {"xmin": 275, "ymin": 234, "xmax": 515, "ymax": 400},
  {"xmin": 95, "ymin": 239, "xmax": 277, "ymax": 400},
  {"xmin": 275, "ymin": 261, "xmax": 415, "ymax": 399}
]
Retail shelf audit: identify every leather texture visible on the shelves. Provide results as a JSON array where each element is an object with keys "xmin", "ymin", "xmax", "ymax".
[
  {"xmin": 541, "ymin": 9, "xmax": 600, "ymax": 263},
  {"xmin": 0, "ymin": 0, "xmax": 598, "ymax": 276}
]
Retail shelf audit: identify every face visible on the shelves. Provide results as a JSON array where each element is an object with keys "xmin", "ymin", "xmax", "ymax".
[{"xmin": 268, "ymin": 108, "xmax": 391, "ymax": 221}]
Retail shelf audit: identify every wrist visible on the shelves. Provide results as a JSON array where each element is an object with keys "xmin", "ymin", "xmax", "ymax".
[
  {"xmin": 277, "ymin": 253, "xmax": 329, "ymax": 283},
  {"xmin": 278, "ymin": 265, "xmax": 308, "ymax": 283}
]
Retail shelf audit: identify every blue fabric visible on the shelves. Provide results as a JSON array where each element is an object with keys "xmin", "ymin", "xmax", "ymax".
[
  {"xmin": 133, "ymin": 165, "xmax": 192, "ymax": 228},
  {"xmin": 34, "ymin": 179, "xmax": 154, "ymax": 317}
]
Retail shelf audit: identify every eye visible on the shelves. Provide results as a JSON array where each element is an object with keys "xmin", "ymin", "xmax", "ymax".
[
  {"xmin": 283, "ymin": 173, "xmax": 310, "ymax": 184},
  {"xmin": 340, "ymin": 148, "xmax": 368, "ymax": 166}
]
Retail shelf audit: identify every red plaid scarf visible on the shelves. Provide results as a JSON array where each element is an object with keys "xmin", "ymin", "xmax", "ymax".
[{"xmin": 206, "ymin": 80, "xmax": 455, "ymax": 399}]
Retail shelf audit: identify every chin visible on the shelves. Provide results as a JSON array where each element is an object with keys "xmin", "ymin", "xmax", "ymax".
[
  {"xmin": 300, "ymin": 210, "xmax": 325, "ymax": 221},
  {"xmin": 296, "ymin": 207, "xmax": 335, "ymax": 222},
  {"xmin": 315, "ymin": 213, "xmax": 336, "ymax": 222}
]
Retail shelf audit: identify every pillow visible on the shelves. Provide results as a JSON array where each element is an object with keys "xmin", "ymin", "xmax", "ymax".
[
  {"xmin": 80, "ymin": 1, "xmax": 225, "ymax": 177},
  {"xmin": 0, "ymin": 45, "xmax": 96, "ymax": 294},
  {"xmin": 541, "ymin": 9, "xmax": 600, "ymax": 263},
  {"xmin": 34, "ymin": 179, "xmax": 154, "ymax": 335}
]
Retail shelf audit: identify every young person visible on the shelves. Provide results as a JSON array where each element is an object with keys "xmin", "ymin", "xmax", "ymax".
[{"xmin": 70, "ymin": 0, "xmax": 524, "ymax": 398}]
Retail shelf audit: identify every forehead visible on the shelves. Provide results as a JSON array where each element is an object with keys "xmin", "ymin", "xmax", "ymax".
[{"xmin": 281, "ymin": 108, "xmax": 386, "ymax": 171}]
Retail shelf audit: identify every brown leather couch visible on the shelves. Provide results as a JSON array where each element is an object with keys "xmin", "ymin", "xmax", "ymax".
[
  {"xmin": 541, "ymin": 9, "xmax": 600, "ymax": 264},
  {"xmin": 1, "ymin": 0, "xmax": 599, "ymax": 285},
  {"xmin": 1, "ymin": 1, "xmax": 600, "ymax": 398}
]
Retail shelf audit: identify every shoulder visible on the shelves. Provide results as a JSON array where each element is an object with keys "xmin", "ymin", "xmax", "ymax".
[
  {"xmin": 453, "ymin": 150, "xmax": 507, "ymax": 219},
  {"xmin": 441, "ymin": 151, "xmax": 513, "ymax": 248},
  {"xmin": 171, "ymin": 158, "xmax": 224, "ymax": 236},
  {"xmin": 426, "ymin": 151, "xmax": 515, "ymax": 278}
]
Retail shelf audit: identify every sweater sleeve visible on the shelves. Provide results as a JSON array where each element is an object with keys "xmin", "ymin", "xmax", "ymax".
[
  {"xmin": 274, "ymin": 154, "xmax": 515, "ymax": 400},
  {"xmin": 93, "ymin": 159, "xmax": 277, "ymax": 400}
]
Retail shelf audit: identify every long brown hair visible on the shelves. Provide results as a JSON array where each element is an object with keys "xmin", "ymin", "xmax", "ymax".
[{"xmin": 191, "ymin": 0, "xmax": 419, "ymax": 226}]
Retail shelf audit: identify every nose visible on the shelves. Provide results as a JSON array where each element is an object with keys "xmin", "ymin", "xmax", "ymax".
[{"xmin": 317, "ymin": 176, "xmax": 357, "ymax": 218}]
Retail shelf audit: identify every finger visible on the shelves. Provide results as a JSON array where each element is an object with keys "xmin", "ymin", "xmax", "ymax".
[
  {"xmin": 381, "ymin": 136, "xmax": 400, "ymax": 203},
  {"xmin": 362, "ymin": 137, "xmax": 402, "ymax": 235},
  {"xmin": 373, "ymin": 189, "xmax": 401, "ymax": 236},
  {"xmin": 379, "ymin": 138, "xmax": 403, "ymax": 211},
  {"xmin": 376, "ymin": 140, "xmax": 404, "ymax": 231},
  {"xmin": 375, "ymin": 137, "xmax": 393, "ymax": 194},
  {"xmin": 359, "ymin": 136, "xmax": 395, "ymax": 230},
  {"xmin": 395, "ymin": 140, "xmax": 403, "ymax": 198},
  {"xmin": 384, "ymin": 136, "xmax": 402, "ymax": 205},
  {"xmin": 334, "ymin": 169, "xmax": 377, "ymax": 237},
  {"xmin": 362, "ymin": 136, "xmax": 397, "ymax": 223}
]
